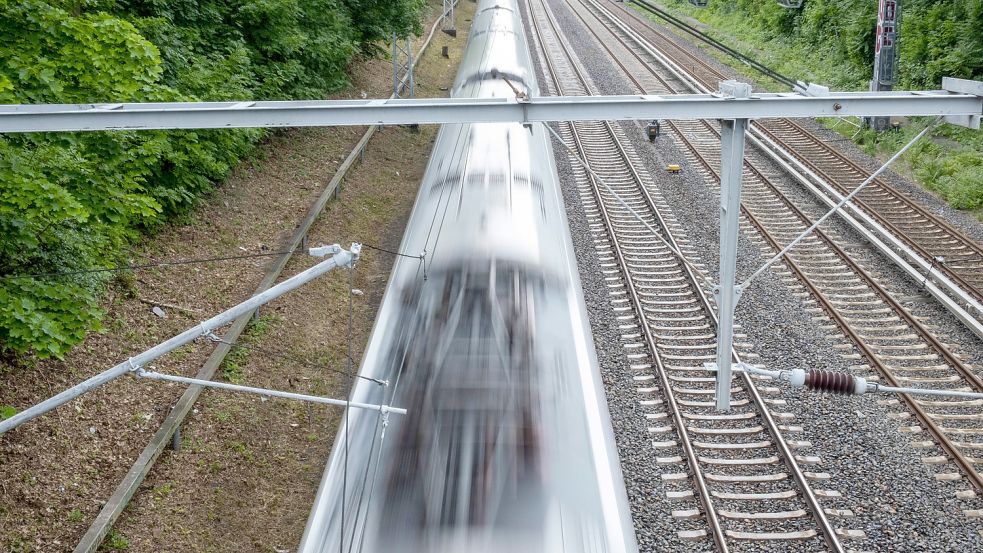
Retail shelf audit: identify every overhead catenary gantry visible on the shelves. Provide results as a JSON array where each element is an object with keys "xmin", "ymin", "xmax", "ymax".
[
  {"xmin": 1, "ymin": 78, "xmax": 981, "ymax": 411},
  {"xmin": 2, "ymin": 82, "xmax": 980, "ymax": 132}
]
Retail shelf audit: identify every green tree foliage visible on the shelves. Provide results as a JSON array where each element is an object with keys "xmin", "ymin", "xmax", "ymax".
[
  {"xmin": 664, "ymin": 0, "xmax": 983, "ymax": 89},
  {"xmin": 0, "ymin": 0, "xmax": 428, "ymax": 358}
]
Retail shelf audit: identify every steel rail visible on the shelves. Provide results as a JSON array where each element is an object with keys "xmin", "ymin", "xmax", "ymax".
[
  {"xmin": 618, "ymin": 0, "xmax": 983, "ymax": 333},
  {"xmin": 670, "ymin": 123, "xmax": 983, "ymax": 496},
  {"xmin": 531, "ymin": 0, "xmax": 843, "ymax": 549},
  {"xmin": 625, "ymin": 0, "xmax": 800, "ymax": 90},
  {"xmin": 579, "ymin": 0, "xmax": 983, "ymax": 494},
  {"xmin": 561, "ymin": 4, "xmax": 845, "ymax": 550},
  {"xmin": 754, "ymin": 118, "xmax": 983, "ymax": 303},
  {"xmin": 525, "ymin": 2, "xmax": 727, "ymax": 547}
]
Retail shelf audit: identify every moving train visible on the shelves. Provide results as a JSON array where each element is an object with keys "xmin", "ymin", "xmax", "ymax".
[{"xmin": 298, "ymin": 1, "xmax": 637, "ymax": 551}]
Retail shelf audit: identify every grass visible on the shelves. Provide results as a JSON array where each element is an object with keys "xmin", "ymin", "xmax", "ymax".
[
  {"xmin": 152, "ymin": 482, "xmax": 174, "ymax": 500},
  {"xmin": 102, "ymin": 530, "xmax": 130, "ymax": 551},
  {"xmin": 218, "ymin": 314, "xmax": 278, "ymax": 383},
  {"xmin": 639, "ymin": 2, "xmax": 983, "ymax": 218},
  {"xmin": 847, "ymin": 121, "xmax": 983, "ymax": 215}
]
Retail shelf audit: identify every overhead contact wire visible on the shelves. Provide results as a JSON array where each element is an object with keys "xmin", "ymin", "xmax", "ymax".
[
  {"xmin": 740, "ymin": 116, "xmax": 941, "ymax": 291},
  {"xmin": 1, "ymin": 248, "xmax": 302, "ymax": 281},
  {"xmin": 542, "ymin": 122, "xmax": 714, "ymax": 289}
]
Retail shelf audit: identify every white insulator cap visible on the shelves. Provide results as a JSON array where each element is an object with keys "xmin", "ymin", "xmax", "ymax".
[
  {"xmin": 854, "ymin": 376, "xmax": 868, "ymax": 395},
  {"xmin": 788, "ymin": 368, "xmax": 806, "ymax": 388},
  {"xmin": 308, "ymin": 244, "xmax": 341, "ymax": 258}
]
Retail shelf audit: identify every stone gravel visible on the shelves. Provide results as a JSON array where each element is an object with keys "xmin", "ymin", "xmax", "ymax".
[{"xmin": 523, "ymin": 0, "xmax": 983, "ymax": 551}]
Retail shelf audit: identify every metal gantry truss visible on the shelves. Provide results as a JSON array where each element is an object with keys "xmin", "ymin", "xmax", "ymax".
[
  {"xmin": 392, "ymin": 34, "xmax": 415, "ymax": 99},
  {"xmin": 442, "ymin": 0, "xmax": 457, "ymax": 37},
  {"xmin": 1, "ymin": 78, "xmax": 981, "ymax": 410},
  {"xmin": 3, "ymin": 82, "xmax": 980, "ymax": 133}
]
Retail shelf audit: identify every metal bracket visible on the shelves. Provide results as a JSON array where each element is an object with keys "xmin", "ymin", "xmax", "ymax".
[
  {"xmin": 942, "ymin": 77, "xmax": 983, "ymax": 129},
  {"xmin": 719, "ymin": 80, "xmax": 753, "ymax": 99},
  {"xmin": 796, "ymin": 82, "xmax": 830, "ymax": 97}
]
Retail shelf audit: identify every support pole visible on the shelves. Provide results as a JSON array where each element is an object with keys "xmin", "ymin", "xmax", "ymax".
[
  {"xmin": 392, "ymin": 33, "xmax": 399, "ymax": 98},
  {"xmin": 442, "ymin": 0, "xmax": 457, "ymax": 37},
  {"xmin": 0, "ymin": 244, "xmax": 360, "ymax": 435},
  {"xmin": 868, "ymin": 0, "xmax": 900, "ymax": 131},
  {"xmin": 715, "ymin": 118, "xmax": 747, "ymax": 411},
  {"xmin": 392, "ymin": 34, "xmax": 414, "ymax": 99}
]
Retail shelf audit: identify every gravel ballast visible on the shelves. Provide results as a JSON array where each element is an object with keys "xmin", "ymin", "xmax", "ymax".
[{"xmin": 524, "ymin": 0, "xmax": 983, "ymax": 550}]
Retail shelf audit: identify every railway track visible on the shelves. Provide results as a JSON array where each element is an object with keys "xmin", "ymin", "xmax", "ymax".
[
  {"xmin": 620, "ymin": 0, "xmax": 983, "ymax": 330},
  {"xmin": 525, "ymin": 0, "xmax": 848, "ymax": 549},
  {"xmin": 755, "ymin": 116, "xmax": 983, "ymax": 305},
  {"xmin": 566, "ymin": 0, "xmax": 983, "ymax": 508}
]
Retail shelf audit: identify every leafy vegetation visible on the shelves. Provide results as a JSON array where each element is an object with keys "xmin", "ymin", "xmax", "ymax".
[
  {"xmin": 102, "ymin": 529, "xmax": 130, "ymax": 551},
  {"xmin": 651, "ymin": 0, "xmax": 983, "ymax": 216},
  {"xmin": 219, "ymin": 314, "xmax": 276, "ymax": 383},
  {"xmin": 0, "ymin": 0, "xmax": 426, "ymax": 358}
]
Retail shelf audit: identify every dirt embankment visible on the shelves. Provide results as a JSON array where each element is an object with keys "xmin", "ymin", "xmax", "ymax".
[{"xmin": 0, "ymin": 2, "xmax": 477, "ymax": 551}]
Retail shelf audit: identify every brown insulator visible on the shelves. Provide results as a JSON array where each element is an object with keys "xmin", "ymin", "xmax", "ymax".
[{"xmin": 803, "ymin": 369, "xmax": 857, "ymax": 395}]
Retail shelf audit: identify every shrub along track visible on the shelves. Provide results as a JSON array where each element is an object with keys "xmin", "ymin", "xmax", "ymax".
[{"xmin": 0, "ymin": 2, "xmax": 474, "ymax": 551}]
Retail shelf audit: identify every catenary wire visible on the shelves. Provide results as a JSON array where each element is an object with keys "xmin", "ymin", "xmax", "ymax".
[
  {"xmin": 1, "ymin": 248, "xmax": 302, "ymax": 281},
  {"xmin": 204, "ymin": 333, "xmax": 386, "ymax": 386}
]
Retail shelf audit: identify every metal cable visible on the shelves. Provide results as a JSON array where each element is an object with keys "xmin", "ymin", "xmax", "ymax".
[
  {"xmin": 1, "ymin": 248, "xmax": 301, "ymax": 281},
  {"xmin": 361, "ymin": 243, "xmax": 419, "ymax": 260},
  {"xmin": 362, "ymin": 242, "xmax": 428, "ymax": 280},
  {"xmin": 346, "ymin": 409, "xmax": 385, "ymax": 553},
  {"xmin": 341, "ymin": 264, "xmax": 355, "ymax": 553},
  {"xmin": 543, "ymin": 122, "xmax": 715, "ymax": 288},
  {"xmin": 741, "ymin": 116, "xmax": 942, "ymax": 291},
  {"xmin": 627, "ymin": 0, "xmax": 800, "ymax": 90},
  {"xmin": 204, "ymin": 334, "xmax": 385, "ymax": 386}
]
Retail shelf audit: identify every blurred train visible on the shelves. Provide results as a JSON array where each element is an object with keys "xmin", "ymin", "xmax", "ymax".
[{"xmin": 297, "ymin": 1, "xmax": 637, "ymax": 551}]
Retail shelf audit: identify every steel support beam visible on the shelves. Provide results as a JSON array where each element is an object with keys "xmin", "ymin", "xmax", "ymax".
[
  {"xmin": 0, "ymin": 244, "xmax": 361, "ymax": 435},
  {"xmin": 715, "ymin": 118, "xmax": 747, "ymax": 411},
  {"xmin": 0, "ymin": 91, "xmax": 980, "ymax": 133}
]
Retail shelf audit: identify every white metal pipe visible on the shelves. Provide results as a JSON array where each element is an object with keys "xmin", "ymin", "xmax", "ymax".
[
  {"xmin": 0, "ymin": 92, "xmax": 979, "ymax": 133},
  {"xmin": 134, "ymin": 369, "xmax": 405, "ymax": 414},
  {"xmin": 0, "ymin": 244, "xmax": 360, "ymax": 435}
]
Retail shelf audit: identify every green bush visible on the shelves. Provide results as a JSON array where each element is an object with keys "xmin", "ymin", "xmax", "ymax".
[
  {"xmin": 0, "ymin": 0, "xmax": 427, "ymax": 358},
  {"xmin": 659, "ymin": 0, "xmax": 983, "ymax": 90}
]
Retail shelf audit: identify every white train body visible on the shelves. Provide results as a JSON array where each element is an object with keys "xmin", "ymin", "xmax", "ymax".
[{"xmin": 298, "ymin": 2, "xmax": 637, "ymax": 551}]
